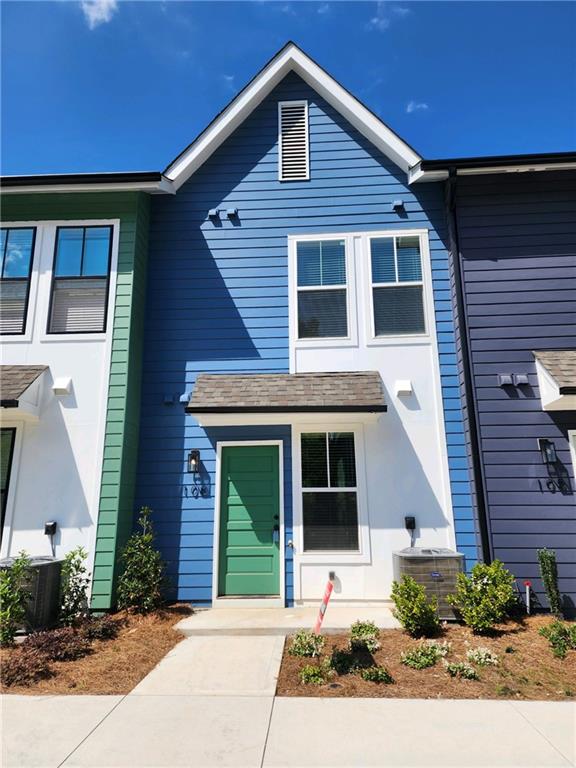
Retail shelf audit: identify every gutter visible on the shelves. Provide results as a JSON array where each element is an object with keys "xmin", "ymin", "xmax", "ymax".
[
  {"xmin": 0, "ymin": 172, "xmax": 175, "ymax": 195},
  {"xmin": 445, "ymin": 169, "xmax": 492, "ymax": 563}
]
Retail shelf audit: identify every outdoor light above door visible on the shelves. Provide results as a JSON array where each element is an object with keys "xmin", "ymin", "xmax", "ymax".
[{"xmin": 188, "ymin": 449, "xmax": 200, "ymax": 474}]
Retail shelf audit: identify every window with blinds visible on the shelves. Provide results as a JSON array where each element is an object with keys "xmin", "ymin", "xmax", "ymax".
[
  {"xmin": 370, "ymin": 235, "xmax": 425, "ymax": 336},
  {"xmin": 296, "ymin": 239, "xmax": 348, "ymax": 339},
  {"xmin": 301, "ymin": 432, "xmax": 359, "ymax": 551},
  {"xmin": 48, "ymin": 226, "xmax": 112, "ymax": 334},
  {"xmin": 279, "ymin": 101, "xmax": 309, "ymax": 181},
  {"xmin": 0, "ymin": 228, "xmax": 35, "ymax": 335}
]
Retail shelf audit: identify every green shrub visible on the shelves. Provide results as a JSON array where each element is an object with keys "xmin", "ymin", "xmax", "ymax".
[
  {"xmin": 448, "ymin": 560, "xmax": 516, "ymax": 634},
  {"xmin": 538, "ymin": 548, "xmax": 562, "ymax": 617},
  {"xmin": 117, "ymin": 507, "xmax": 165, "ymax": 613},
  {"xmin": 299, "ymin": 662, "xmax": 330, "ymax": 685},
  {"xmin": 80, "ymin": 615, "xmax": 121, "ymax": 642},
  {"xmin": 0, "ymin": 648, "xmax": 53, "ymax": 687},
  {"xmin": 466, "ymin": 647, "xmax": 499, "ymax": 666},
  {"xmin": 444, "ymin": 661, "xmax": 479, "ymax": 680},
  {"xmin": 350, "ymin": 620, "xmax": 381, "ymax": 652},
  {"xmin": 0, "ymin": 552, "xmax": 31, "ymax": 646},
  {"xmin": 288, "ymin": 630, "xmax": 325, "ymax": 658},
  {"xmin": 60, "ymin": 547, "xmax": 90, "ymax": 626},
  {"xmin": 24, "ymin": 627, "xmax": 91, "ymax": 662},
  {"xmin": 359, "ymin": 665, "xmax": 394, "ymax": 684},
  {"xmin": 391, "ymin": 576, "xmax": 440, "ymax": 637},
  {"xmin": 539, "ymin": 620, "xmax": 576, "ymax": 659},
  {"xmin": 401, "ymin": 642, "xmax": 445, "ymax": 670}
]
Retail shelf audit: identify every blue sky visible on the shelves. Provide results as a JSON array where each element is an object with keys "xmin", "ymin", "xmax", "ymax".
[{"xmin": 2, "ymin": 1, "xmax": 575, "ymax": 174}]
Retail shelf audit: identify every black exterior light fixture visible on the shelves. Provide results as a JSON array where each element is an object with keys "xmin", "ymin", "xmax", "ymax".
[
  {"xmin": 188, "ymin": 449, "xmax": 201, "ymax": 475},
  {"xmin": 538, "ymin": 438, "xmax": 557, "ymax": 466}
]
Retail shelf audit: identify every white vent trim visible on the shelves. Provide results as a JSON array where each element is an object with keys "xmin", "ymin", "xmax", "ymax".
[{"xmin": 278, "ymin": 100, "xmax": 309, "ymax": 181}]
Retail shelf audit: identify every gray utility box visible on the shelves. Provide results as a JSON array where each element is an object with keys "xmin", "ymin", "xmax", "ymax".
[
  {"xmin": 0, "ymin": 556, "xmax": 62, "ymax": 631},
  {"xmin": 393, "ymin": 547, "xmax": 464, "ymax": 620}
]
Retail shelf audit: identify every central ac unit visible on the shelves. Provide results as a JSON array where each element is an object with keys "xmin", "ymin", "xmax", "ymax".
[{"xmin": 393, "ymin": 547, "xmax": 464, "ymax": 620}]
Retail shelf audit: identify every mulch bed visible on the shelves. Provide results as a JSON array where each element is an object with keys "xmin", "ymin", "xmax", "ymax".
[
  {"xmin": 277, "ymin": 615, "xmax": 576, "ymax": 700},
  {"xmin": 0, "ymin": 604, "xmax": 192, "ymax": 695}
]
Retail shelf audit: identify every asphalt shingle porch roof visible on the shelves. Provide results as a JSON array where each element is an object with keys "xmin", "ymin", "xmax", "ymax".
[
  {"xmin": 186, "ymin": 372, "xmax": 387, "ymax": 413},
  {"xmin": 0, "ymin": 365, "xmax": 48, "ymax": 407},
  {"xmin": 533, "ymin": 350, "xmax": 576, "ymax": 394}
]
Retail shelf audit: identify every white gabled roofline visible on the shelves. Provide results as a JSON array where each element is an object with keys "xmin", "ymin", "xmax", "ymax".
[{"xmin": 164, "ymin": 42, "xmax": 422, "ymax": 190}]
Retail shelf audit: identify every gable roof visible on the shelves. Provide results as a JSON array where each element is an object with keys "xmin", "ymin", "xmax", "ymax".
[
  {"xmin": 0, "ymin": 365, "xmax": 48, "ymax": 407},
  {"xmin": 163, "ymin": 41, "xmax": 422, "ymax": 190}
]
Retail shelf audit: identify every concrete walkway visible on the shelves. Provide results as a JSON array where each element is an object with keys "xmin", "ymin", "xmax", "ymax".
[{"xmin": 2, "ymin": 631, "xmax": 575, "ymax": 767}]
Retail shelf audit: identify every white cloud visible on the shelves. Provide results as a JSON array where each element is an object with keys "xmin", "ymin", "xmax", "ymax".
[
  {"xmin": 80, "ymin": 0, "xmax": 118, "ymax": 29},
  {"xmin": 406, "ymin": 100, "xmax": 429, "ymax": 114},
  {"xmin": 317, "ymin": 3, "xmax": 331, "ymax": 14},
  {"xmin": 367, "ymin": 2, "xmax": 411, "ymax": 31}
]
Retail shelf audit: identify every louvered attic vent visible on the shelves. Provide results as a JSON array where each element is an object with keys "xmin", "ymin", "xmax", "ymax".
[{"xmin": 279, "ymin": 101, "xmax": 309, "ymax": 181}]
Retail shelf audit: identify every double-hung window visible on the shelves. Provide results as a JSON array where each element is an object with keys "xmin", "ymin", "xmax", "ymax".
[
  {"xmin": 48, "ymin": 226, "xmax": 112, "ymax": 334},
  {"xmin": 296, "ymin": 239, "xmax": 348, "ymax": 339},
  {"xmin": 370, "ymin": 235, "xmax": 426, "ymax": 336},
  {"xmin": 0, "ymin": 228, "xmax": 36, "ymax": 335},
  {"xmin": 301, "ymin": 432, "xmax": 359, "ymax": 551}
]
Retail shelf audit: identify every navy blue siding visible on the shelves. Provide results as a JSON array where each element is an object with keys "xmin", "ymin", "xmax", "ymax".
[
  {"xmin": 136, "ymin": 71, "xmax": 476, "ymax": 604},
  {"xmin": 455, "ymin": 170, "xmax": 576, "ymax": 609}
]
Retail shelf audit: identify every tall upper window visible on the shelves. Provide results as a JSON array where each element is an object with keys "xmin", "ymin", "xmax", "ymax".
[
  {"xmin": 0, "ymin": 228, "xmax": 35, "ymax": 335},
  {"xmin": 279, "ymin": 101, "xmax": 309, "ymax": 181},
  {"xmin": 301, "ymin": 432, "xmax": 359, "ymax": 552},
  {"xmin": 48, "ymin": 226, "xmax": 112, "ymax": 334},
  {"xmin": 297, "ymin": 239, "xmax": 348, "ymax": 339},
  {"xmin": 0, "ymin": 428, "xmax": 16, "ymax": 544},
  {"xmin": 370, "ymin": 235, "xmax": 426, "ymax": 336}
]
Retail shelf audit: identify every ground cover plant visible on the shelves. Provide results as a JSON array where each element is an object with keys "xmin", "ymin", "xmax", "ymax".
[
  {"xmin": 538, "ymin": 620, "xmax": 576, "ymax": 659},
  {"xmin": 288, "ymin": 630, "xmax": 325, "ymax": 657},
  {"xmin": 448, "ymin": 560, "xmax": 516, "ymax": 634},
  {"xmin": 277, "ymin": 615, "xmax": 576, "ymax": 700},
  {"xmin": 350, "ymin": 620, "xmax": 381, "ymax": 652},
  {"xmin": 444, "ymin": 661, "xmax": 479, "ymax": 680},
  {"xmin": 391, "ymin": 575, "xmax": 440, "ymax": 637},
  {"xmin": 401, "ymin": 641, "xmax": 447, "ymax": 670}
]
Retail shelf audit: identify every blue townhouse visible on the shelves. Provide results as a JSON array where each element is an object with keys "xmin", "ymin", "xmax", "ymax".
[{"xmin": 134, "ymin": 43, "xmax": 478, "ymax": 606}]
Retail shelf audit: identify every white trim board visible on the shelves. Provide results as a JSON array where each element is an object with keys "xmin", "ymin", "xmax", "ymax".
[
  {"xmin": 212, "ymin": 440, "xmax": 286, "ymax": 608},
  {"xmin": 164, "ymin": 43, "xmax": 421, "ymax": 190}
]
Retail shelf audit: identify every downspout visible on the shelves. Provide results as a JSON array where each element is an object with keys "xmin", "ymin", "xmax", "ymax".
[{"xmin": 446, "ymin": 169, "xmax": 492, "ymax": 563}]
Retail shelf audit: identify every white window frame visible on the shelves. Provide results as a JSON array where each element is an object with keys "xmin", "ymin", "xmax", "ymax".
[
  {"xmin": 278, "ymin": 100, "xmax": 309, "ymax": 182},
  {"xmin": 292, "ymin": 423, "xmax": 371, "ymax": 565},
  {"xmin": 288, "ymin": 233, "xmax": 358, "ymax": 356}
]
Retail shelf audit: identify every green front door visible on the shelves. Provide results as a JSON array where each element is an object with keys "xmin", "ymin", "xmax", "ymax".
[{"xmin": 218, "ymin": 444, "xmax": 280, "ymax": 597}]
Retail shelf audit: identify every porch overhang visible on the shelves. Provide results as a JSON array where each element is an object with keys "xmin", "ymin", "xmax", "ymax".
[
  {"xmin": 533, "ymin": 350, "xmax": 576, "ymax": 412},
  {"xmin": 186, "ymin": 372, "xmax": 387, "ymax": 426},
  {"xmin": 0, "ymin": 365, "xmax": 48, "ymax": 421}
]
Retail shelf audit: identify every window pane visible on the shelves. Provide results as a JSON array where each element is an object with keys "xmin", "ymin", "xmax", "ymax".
[
  {"xmin": 373, "ymin": 285, "xmax": 425, "ymax": 336},
  {"xmin": 49, "ymin": 278, "xmax": 107, "ymax": 333},
  {"xmin": 298, "ymin": 289, "xmax": 347, "ymax": 338},
  {"xmin": 55, "ymin": 228, "xmax": 83, "ymax": 276},
  {"xmin": 397, "ymin": 237, "xmax": 422, "ymax": 282},
  {"xmin": 303, "ymin": 491, "xmax": 359, "ymax": 551},
  {"xmin": 297, "ymin": 240, "xmax": 345, "ymax": 287},
  {"xmin": 83, "ymin": 228, "xmax": 111, "ymax": 276},
  {"xmin": 3, "ymin": 229, "xmax": 34, "ymax": 278},
  {"xmin": 0, "ymin": 230, "xmax": 6, "ymax": 270},
  {"xmin": 329, "ymin": 432, "xmax": 356, "ymax": 487},
  {"xmin": 0, "ymin": 280, "xmax": 28, "ymax": 334},
  {"xmin": 301, "ymin": 433, "xmax": 328, "ymax": 488},
  {"xmin": 370, "ymin": 237, "xmax": 395, "ymax": 283}
]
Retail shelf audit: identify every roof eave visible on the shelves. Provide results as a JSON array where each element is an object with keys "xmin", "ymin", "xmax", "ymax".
[
  {"xmin": 0, "ymin": 173, "xmax": 175, "ymax": 195},
  {"xmin": 186, "ymin": 404, "xmax": 387, "ymax": 414}
]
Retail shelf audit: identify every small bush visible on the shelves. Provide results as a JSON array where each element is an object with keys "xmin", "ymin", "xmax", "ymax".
[
  {"xmin": 60, "ymin": 547, "xmax": 90, "ymax": 626},
  {"xmin": 24, "ymin": 627, "xmax": 91, "ymax": 662},
  {"xmin": 0, "ymin": 649, "xmax": 53, "ymax": 687},
  {"xmin": 117, "ymin": 507, "xmax": 165, "ymax": 614},
  {"xmin": 448, "ymin": 560, "xmax": 516, "ymax": 634},
  {"xmin": 539, "ymin": 620, "xmax": 576, "ymax": 659},
  {"xmin": 391, "ymin": 576, "xmax": 440, "ymax": 637},
  {"xmin": 0, "ymin": 552, "xmax": 31, "ymax": 646},
  {"xmin": 80, "ymin": 615, "xmax": 121, "ymax": 642},
  {"xmin": 300, "ymin": 663, "xmax": 330, "ymax": 685},
  {"xmin": 538, "ymin": 548, "xmax": 563, "ymax": 617},
  {"xmin": 288, "ymin": 630, "xmax": 325, "ymax": 658},
  {"xmin": 401, "ymin": 643, "xmax": 444, "ymax": 670},
  {"xmin": 444, "ymin": 661, "xmax": 479, "ymax": 680},
  {"xmin": 360, "ymin": 665, "xmax": 394, "ymax": 684},
  {"xmin": 466, "ymin": 647, "xmax": 499, "ymax": 666},
  {"xmin": 350, "ymin": 620, "xmax": 381, "ymax": 652}
]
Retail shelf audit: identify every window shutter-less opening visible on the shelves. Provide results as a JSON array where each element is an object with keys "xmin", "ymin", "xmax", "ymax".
[
  {"xmin": 279, "ymin": 101, "xmax": 309, "ymax": 181},
  {"xmin": 49, "ymin": 278, "xmax": 108, "ymax": 333}
]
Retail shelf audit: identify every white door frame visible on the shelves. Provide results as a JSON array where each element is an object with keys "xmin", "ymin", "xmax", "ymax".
[{"xmin": 212, "ymin": 440, "xmax": 285, "ymax": 608}]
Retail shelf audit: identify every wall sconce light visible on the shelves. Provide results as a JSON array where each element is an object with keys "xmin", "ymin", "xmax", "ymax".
[
  {"xmin": 188, "ymin": 449, "xmax": 200, "ymax": 475},
  {"xmin": 538, "ymin": 438, "xmax": 557, "ymax": 466}
]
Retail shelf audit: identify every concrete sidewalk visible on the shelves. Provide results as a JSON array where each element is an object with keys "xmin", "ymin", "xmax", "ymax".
[{"xmin": 1, "ymin": 635, "xmax": 574, "ymax": 767}]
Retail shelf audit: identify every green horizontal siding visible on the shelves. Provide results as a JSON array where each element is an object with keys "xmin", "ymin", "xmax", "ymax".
[{"xmin": 1, "ymin": 191, "xmax": 150, "ymax": 610}]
